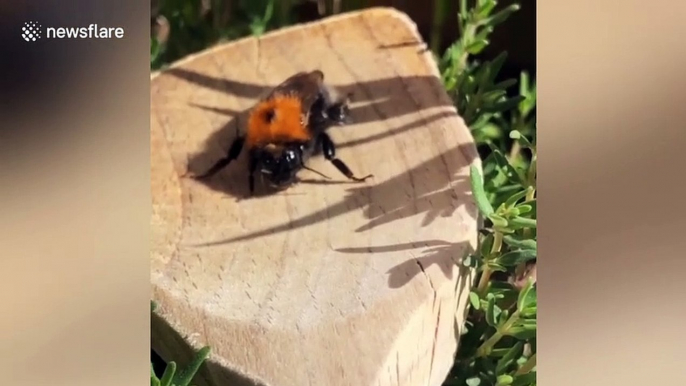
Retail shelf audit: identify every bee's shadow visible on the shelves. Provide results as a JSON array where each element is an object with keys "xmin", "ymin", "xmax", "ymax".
[
  {"xmin": 171, "ymin": 68, "xmax": 462, "ymax": 201},
  {"xmin": 183, "ymin": 107, "xmax": 263, "ymax": 200}
]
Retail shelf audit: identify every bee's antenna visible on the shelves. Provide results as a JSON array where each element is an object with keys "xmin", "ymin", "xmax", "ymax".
[{"xmin": 303, "ymin": 165, "xmax": 331, "ymax": 180}]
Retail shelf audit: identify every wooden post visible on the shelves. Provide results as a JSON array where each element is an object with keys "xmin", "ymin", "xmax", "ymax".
[{"xmin": 151, "ymin": 7, "xmax": 479, "ymax": 386}]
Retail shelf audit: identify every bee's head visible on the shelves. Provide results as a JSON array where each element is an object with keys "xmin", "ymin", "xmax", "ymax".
[
  {"xmin": 325, "ymin": 90, "xmax": 354, "ymax": 127},
  {"xmin": 258, "ymin": 143, "xmax": 304, "ymax": 188},
  {"xmin": 326, "ymin": 100, "xmax": 351, "ymax": 125}
]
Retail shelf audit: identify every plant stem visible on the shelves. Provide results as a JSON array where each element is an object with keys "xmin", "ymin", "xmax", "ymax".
[
  {"xmin": 491, "ymin": 231, "xmax": 503, "ymax": 254},
  {"xmin": 527, "ymin": 154, "xmax": 536, "ymax": 191},
  {"xmin": 476, "ymin": 268, "xmax": 492, "ymax": 296},
  {"xmin": 477, "ymin": 330, "xmax": 503, "ymax": 357},
  {"xmin": 476, "ymin": 310, "xmax": 520, "ymax": 357},
  {"xmin": 458, "ymin": 22, "xmax": 476, "ymax": 72},
  {"xmin": 515, "ymin": 353, "xmax": 536, "ymax": 375},
  {"xmin": 476, "ymin": 231, "xmax": 503, "ymax": 295},
  {"xmin": 430, "ymin": 0, "xmax": 448, "ymax": 53}
]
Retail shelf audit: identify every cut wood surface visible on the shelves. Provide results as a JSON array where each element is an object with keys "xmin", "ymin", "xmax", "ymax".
[{"xmin": 151, "ymin": 7, "xmax": 479, "ymax": 386}]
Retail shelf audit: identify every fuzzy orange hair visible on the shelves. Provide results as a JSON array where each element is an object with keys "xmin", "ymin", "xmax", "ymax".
[{"xmin": 246, "ymin": 94, "xmax": 311, "ymax": 148}]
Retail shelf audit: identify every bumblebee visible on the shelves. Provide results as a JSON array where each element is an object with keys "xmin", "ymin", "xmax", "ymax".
[{"xmin": 191, "ymin": 70, "xmax": 373, "ymax": 195}]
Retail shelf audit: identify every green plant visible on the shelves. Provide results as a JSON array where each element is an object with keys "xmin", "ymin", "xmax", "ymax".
[
  {"xmin": 151, "ymin": 301, "xmax": 212, "ymax": 386},
  {"xmin": 151, "ymin": 0, "xmax": 281, "ymax": 70},
  {"xmin": 438, "ymin": 1, "xmax": 537, "ymax": 386}
]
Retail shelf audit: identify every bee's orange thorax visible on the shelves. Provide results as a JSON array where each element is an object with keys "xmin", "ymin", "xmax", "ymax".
[{"xmin": 246, "ymin": 95, "xmax": 310, "ymax": 147}]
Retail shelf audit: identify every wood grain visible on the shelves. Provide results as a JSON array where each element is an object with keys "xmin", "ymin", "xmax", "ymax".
[{"xmin": 151, "ymin": 7, "xmax": 479, "ymax": 386}]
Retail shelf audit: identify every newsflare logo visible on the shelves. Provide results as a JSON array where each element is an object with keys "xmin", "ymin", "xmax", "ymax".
[
  {"xmin": 22, "ymin": 21, "xmax": 125, "ymax": 42},
  {"xmin": 22, "ymin": 21, "xmax": 42, "ymax": 42}
]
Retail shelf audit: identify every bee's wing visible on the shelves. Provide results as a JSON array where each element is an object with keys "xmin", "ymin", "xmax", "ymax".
[{"xmin": 268, "ymin": 70, "xmax": 325, "ymax": 116}]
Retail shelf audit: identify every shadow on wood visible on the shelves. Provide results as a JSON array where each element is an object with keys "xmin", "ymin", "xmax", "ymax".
[
  {"xmin": 151, "ymin": 7, "xmax": 480, "ymax": 386},
  {"xmin": 170, "ymin": 69, "xmax": 462, "ymax": 202}
]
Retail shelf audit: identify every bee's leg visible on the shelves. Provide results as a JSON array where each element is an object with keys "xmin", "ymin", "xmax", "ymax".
[
  {"xmin": 193, "ymin": 136, "xmax": 245, "ymax": 179},
  {"xmin": 247, "ymin": 151, "xmax": 258, "ymax": 196},
  {"xmin": 320, "ymin": 133, "xmax": 373, "ymax": 182}
]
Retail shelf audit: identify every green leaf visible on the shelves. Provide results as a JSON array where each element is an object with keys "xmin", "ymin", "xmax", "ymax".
[
  {"xmin": 479, "ymin": 233, "xmax": 494, "ymax": 256},
  {"xmin": 520, "ymin": 90, "xmax": 536, "ymax": 117},
  {"xmin": 523, "ymin": 199, "xmax": 536, "ymax": 218},
  {"xmin": 459, "ymin": 0, "xmax": 468, "ymax": 21},
  {"xmin": 502, "ymin": 235, "xmax": 537, "ymax": 250},
  {"xmin": 488, "ymin": 283, "xmax": 518, "ymax": 305},
  {"xmin": 487, "ymin": 213, "xmax": 508, "ymax": 228},
  {"xmin": 496, "ymin": 341, "xmax": 524, "ymax": 374},
  {"xmin": 497, "ymin": 249, "xmax": 536, "ymax": 266},
  {"xmin": 470, "ymin": 165, "xmax": 495, "ymax": 216},
  {"xmin": 151, "ymin": 364, "xmax": 161, "ymax": 386},
  {"xmin": 462, "ymin": 74, "xmax": 478, "ymax": 98},
  {"xmin": 262, "ymin": 0, "xmax": 275, "ymax": 24},
  {"xmin": 475, "ymin": 63, "xmax": 493, "ymax": 89},
  {"xmin": 477, "ymin": 0, "xmax": 498, "ymax": 19},
  {"xmin": 486, "ymin": 51, "xmax": 508, "ymax": 84},
  {"xmin": 483, "ymin": 96, "xmax": 526, "ymax": 113},
  {"xmin": 481, "ymin": 4, "xmax": 520, "ymax": 27},
  {"xmin": 517, "ymin": 278, "xmax": 536, "ymax": 313},
  {"xmin": 160, "ymin": 361, "xmax": 176, "ymax": 386},
  {"xmin": 510, "ymin": 130, "xmax": 534, "ymax": 149},
  {"xmin": 485, "ymin": 295, "xmax": 501, "ymax": 327},
  {"xmin": 471, "ymin": 115, "xmax": 499, "ymax": 134},
  {"xmin": 488, "ymin": 262, "xmax": 508, "ymax": 273},
  {"xmin": 519, "ymin": 289, "xmax": 537, "ymax": 318},
  {"xmin": 516, "ymin": 318, "xmax": 537, "ymax": 330},
  {"xmin": 496, "ymin": 375, "xmax": 514, "ymax": 386},
  {"xmin": 173, "ymin": 346, "xmax": 211, "ymax": 386},
  {"xmin": 151, "ymin": 300, "xmax": 158, "ymax": 313},
  {"xmin": 496, "ymin": 184, "xmax": 524, "ymax": 195},
  {"xmin": 481, "ymin": 151, "xmax": 499, "ymax": 175},
  {"xmin": 469, "ymin": 291, "xmax": 481, "ymax": 310},
  {"xmin": 516, "ymin": 204, "xmax": 532, "ymax": 214},
  {"xmin": 466, "ymin": 376, "xmax": 482, "ymax": 386},
  {"xmin": 506, "ymin": 325, "xmax": 536, "ymax": 340},
  {"xmin": 489, "ymin": 147, "xmax": 525, "ymax": 185},
  {"xmin": 482, "ymin": 89, "xmax": 507, "ymax": 104},
  {"xmin": 518, "ymin": 72, "xmax": 537, "ymax": 117},
  {"xmin": 519, "ymin": 72, "xmax": 530, "ymax": 97},
  {"xmin": 512, "ymin": 372, "xmax": 536, "ymax": 386},
  {"xmin": 151, "ymin": 38, "xmax": 160, "ymax": 57},
  {"xmin": 498, "ymin": 308, "xmax": 510, "ymax": 325},
  {"xmin": 474, "ymin": 25, "xmax": 494, "ymax": 43},
  {"xmin": 504, "ymin": 187, "xmax": 532, "ymax": 208},
  {"xmin": 485, "ymin": 78, "xmax": 518, "ymax": 93},
  {"xmin": 509, "ymin": 216, "xmax": 537, "ymax": 229},
  {"xmin": 467, "ymin": 39, "xmax": 490, "ymax": 54},
  {"xmin": 521, "ymin": 306, "xmax": 537, "ymax": 318}
]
